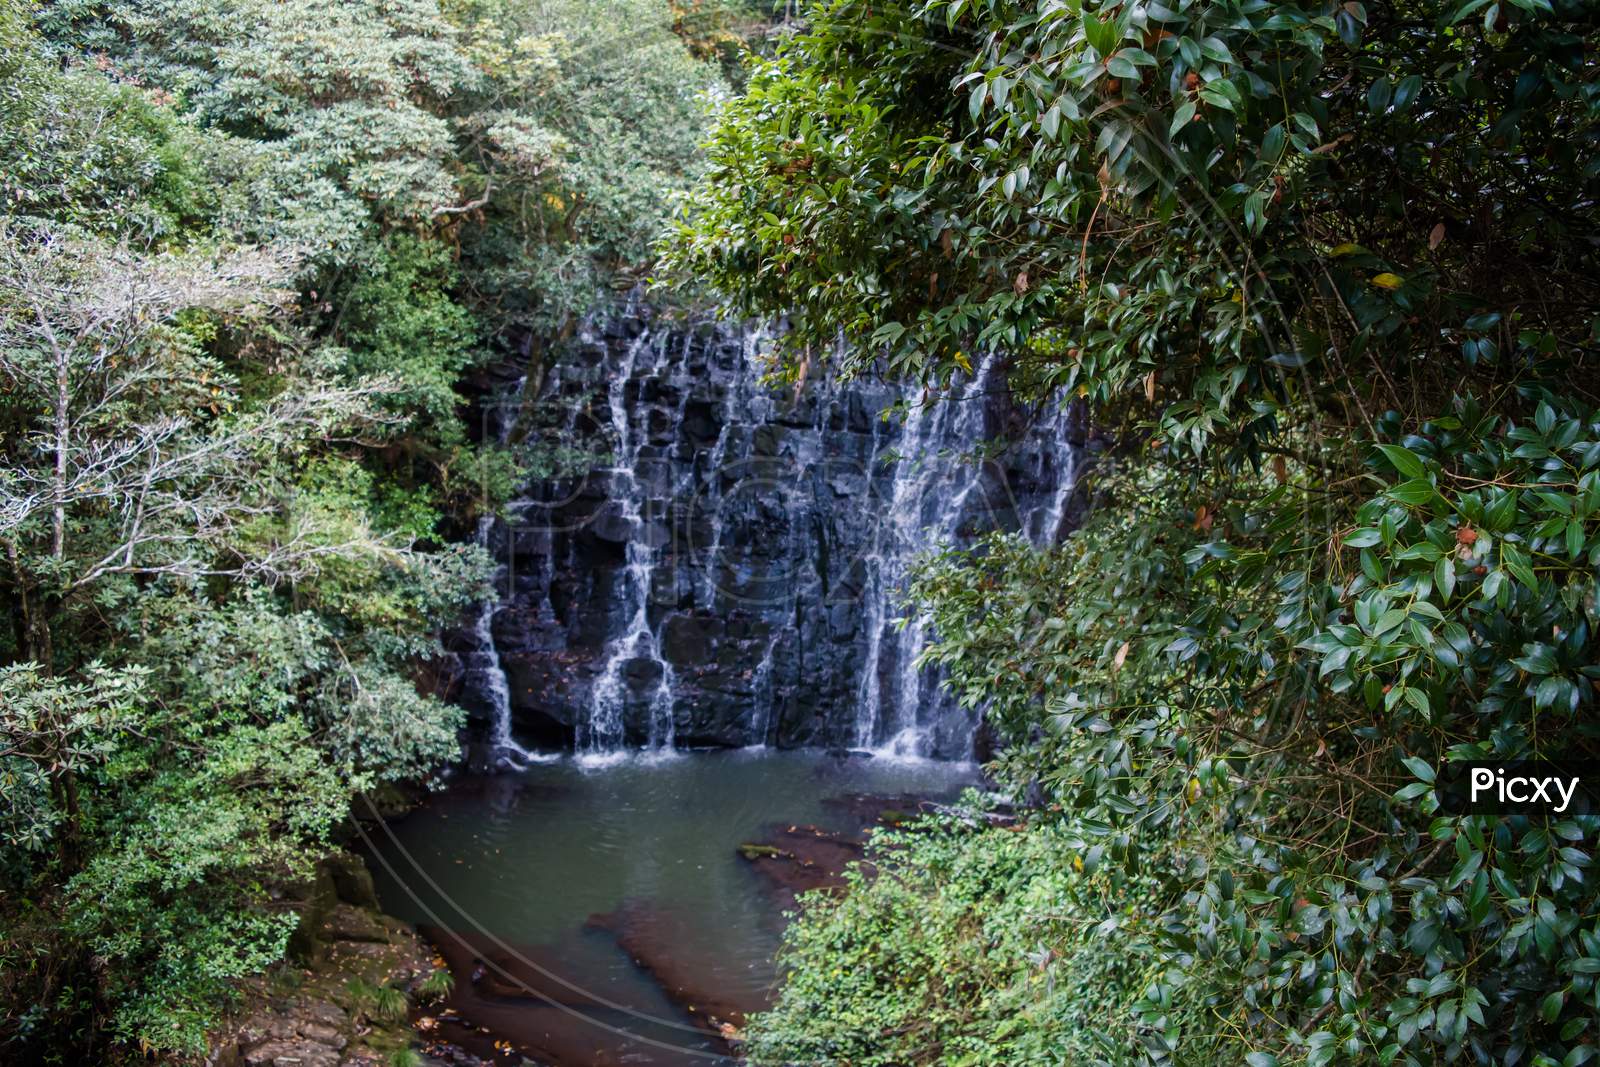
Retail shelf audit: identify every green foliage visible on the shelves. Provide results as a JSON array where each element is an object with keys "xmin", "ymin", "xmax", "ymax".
[
  {"xmin": 344, "ymin": 977, "xmax": 409, "ymax": 1025},
  {"xmin": 665, "ymin": 0, "xmax": 1598, "ymax": 443},
  {"xmin": 329, "ymin": 235, "xmax": 478, "ymax": 421},
  {"xmin": 749, "ymin": 799, "xmax": 1220, "ymax": 1066},
  {"xmin": 673, "ymin": 1, "xmax": 1600, "ymax": 1064},
  {"xmin": 65, "ymin": 720, "xmax": 346, "ymax": 1053},
  {"xmin": 389, "ymin": 1047, "xmax": 426, "ymax": 1067},
  {"xmin": 417, "ymin": 967, "xmax": 456, "ymax": 1000},
  {"xmin": 344, "ymin": 976, "xmax": 381, "ymax": 1017},
  {"xmin": 756, "ymin": 400, "xmax": 1600, "ymax": 1065},
  {"xmin": 371, "ymin": 984, "xmax": 410, "ymax": 1024},
  {"xmin": 0, "ymin": 40, "xmax": 215, "ymax": 241},
  {"xmin": 39, "ymin": 0, "xmax": 473, "ymax": 241},
  {"xmin": 1, "ymin": 0, "xmax": 726, "ymax": 1056},
  {"xmin": 0, "ymin": 215, "xmax": 478, "ymax": 1054},
  {"xmin": 448, "ymin": 0, "xmax": 727, "ymax": 334},
  {"xmin": 0, "ymin": 664, "xmax": 146, "ymax": 855},
  {"xmin": 668, "ymin": 0, "xmax": 778, "ymax": 77}
]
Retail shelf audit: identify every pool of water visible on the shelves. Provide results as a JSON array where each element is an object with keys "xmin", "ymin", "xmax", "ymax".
[{"xmin": 359, "ymin": 748, "xmax": 977, "ymax": 1066}]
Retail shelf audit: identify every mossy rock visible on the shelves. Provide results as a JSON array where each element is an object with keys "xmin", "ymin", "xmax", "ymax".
[
  {"xmin": 324, "ymin": 851, "xmax": 380, "ymax": 909},
  {"xmin": 737, "ymin": 843, "xmax": 788, "ymax": 860},
  {"xmin": 285, "ymin": 866, "xmax": 339, "ymax": 965},
  {"xmin": 352, "ymin": 782, "xmax": 414, "ymax": 822}
]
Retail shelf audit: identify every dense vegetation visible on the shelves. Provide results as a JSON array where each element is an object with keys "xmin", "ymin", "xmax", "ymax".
[
  {"xmin": 0, "ymin": 0, "xmax": 727, "ymax": 1057},
  {"xmin": 666, "ymin": 0, "xmax": 1600, "ymax": 1064}
]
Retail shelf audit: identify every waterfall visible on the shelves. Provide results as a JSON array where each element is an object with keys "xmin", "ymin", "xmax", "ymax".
[
  {"xmin": 852, "ymin": 355, "xmax": 1003, "ymax": 757},
  {"xmin": 579, "ymin": 329, "xmax": 677, "ymax": 758},
  {"xmin": 466, "ymin": 514, "xmax": 535, "ymax": 768},
  {"xmin": 459, "ymin": 303, "xmax": 1086, "ymax": 763},
  {"xmin": 749, "ymin": 634, "xmax": 779, "ymax": 749},
  {"xmin": 698, "ymin": 323, "xmax": 773, "ymax": 609}
]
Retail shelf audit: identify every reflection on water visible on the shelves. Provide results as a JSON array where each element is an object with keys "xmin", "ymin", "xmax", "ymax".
[{"xmin": 361, "ymin": 748, "xmax": 978, "ymax": 1065}]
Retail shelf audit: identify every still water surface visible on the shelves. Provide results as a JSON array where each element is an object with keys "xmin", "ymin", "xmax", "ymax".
[{"xmin": 362, "ymin": 749, "xmax": 977, "ymax": 1065}]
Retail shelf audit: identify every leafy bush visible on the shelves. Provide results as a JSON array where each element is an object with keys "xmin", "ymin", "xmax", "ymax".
[
  {"xmin": 671, "ymin": 0, "xmax": 1600, "ymax": 1063},
  {"xmin": 749, "ymin": 799, "xmax": 1222, "ymax": 1066}
]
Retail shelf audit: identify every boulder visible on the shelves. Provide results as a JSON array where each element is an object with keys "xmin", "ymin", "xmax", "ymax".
[
  {"xmin": 659, "ymin": 613, "xmax": 716, "ymax": 666},
  {"xmin": 323, "ymin": 853, "xmax": 379, "ymax": 910},
  {"xmin": 243, "ymin": 1039, "xmax": 340, "ymax": 1067}
]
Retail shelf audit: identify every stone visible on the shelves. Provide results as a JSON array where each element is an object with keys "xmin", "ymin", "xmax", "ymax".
[
  {"xmin": 243, "ymin": 1039, "xmax": 340, "ymax": 1067},
  {"xmin": 452, "ymin": 307, "xmax": 1091, "ymax": 756},
  {"xmin": 584, "ymin": 902, "xmax": 764, "ymax": 1029},
  {"xmin": 325, "ymin": 904, "xmax": 391, "ymax": 944},
  {"xmin": 621, "ymin": 655, "xmax": 664, "ymax": 690},
  {"xmin": 659, "ymin": 613, "xmax": 715, "ymax": 666},
  {"xmin": 298, "ymin": 1023, "xmax": 346, "ymax": 1050},
  {"xmin": 292, "ymin": 1000, "xmax": 348, "ymax": 1028},
  {"xmin": 323, "ymin": 853, "xmax": 379, "ymax": 910}
]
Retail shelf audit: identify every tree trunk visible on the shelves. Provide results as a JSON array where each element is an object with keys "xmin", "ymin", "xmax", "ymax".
[{"xmin": 52, "ymin": 324, "xmax": 68, "ymax": 560}]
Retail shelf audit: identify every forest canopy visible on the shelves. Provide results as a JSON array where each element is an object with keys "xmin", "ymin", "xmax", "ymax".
[
  {"xmin": 0, "ymin": 0, "xmax": 726, "ymax": 1056},
  {"xmin": 664, "ymin": 0, "xmax": 1600, "ymax": 1064}
]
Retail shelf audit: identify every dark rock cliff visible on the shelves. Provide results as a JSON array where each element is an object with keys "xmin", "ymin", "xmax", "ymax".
[{"xmin": 451, "ymin": 304, "xmax": 1093, "ymax": 760}]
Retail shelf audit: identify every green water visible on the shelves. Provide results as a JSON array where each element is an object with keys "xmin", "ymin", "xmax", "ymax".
[{"xmin": 361, "ymin": 748, "xmax": 977, "ymax": 1065}]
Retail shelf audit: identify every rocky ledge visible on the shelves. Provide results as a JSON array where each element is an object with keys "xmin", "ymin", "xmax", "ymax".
[{"xmin": 207, "ymin": 853, "xmax": 487, "ymax": 1067}]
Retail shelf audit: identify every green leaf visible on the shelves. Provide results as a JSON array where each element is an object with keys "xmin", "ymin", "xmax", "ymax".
[
  {"xmin": 1042, "ymin": 104, "xmax": 1062, "ymax": 139},
  {"xmin": 1485, "ymin": 490, "xmax": 1519, "ymax": 532},
  {"xmin": 1260, "ymin": 123, "xmax": 1286, "ymax": 160},
  {"xmin": 1082, "ymin": 11, "xmax": 1120, "ymax": 56},
  {"xmin": 1367, "ymin": 78, "xmax": 1392, "ymax": 113},
  {"xmin": 1389, "ymin": 478, "xmax": 1441, "ymax": 507},
  {"xmin": 1106, "ymin": 55, "xmax": 1140, "ymax": 80},
  {"xmin": 1501, "ymin": 543, "xmax": 1538, "ymax": 591},
  {"xmin": 1198, "ymin": 37, "xmax": 1234, "ymax": 64},
  {"xmin": 1377, "ymin": 443, "xmax": 1426, "ymax": 479},
  {"xmin": 1170, "ymin": 101, "xmax": 1197, "ymax": 137},
  {"xmin": 1402, "ymin": 756, "xmax": 1435, "ymax": 783},
  {"xmin": 1435, "ymin": 558, "xmax": 1457, "ymax": 602},
  {"xmin": 1392, "ymin": 75, "xmax": 1424, "ymax": 111}
]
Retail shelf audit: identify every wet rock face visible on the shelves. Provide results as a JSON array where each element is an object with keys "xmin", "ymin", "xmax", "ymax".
[{"xmin": 454, "ymin": 306, "xmax": 1092, "ymax": 759}]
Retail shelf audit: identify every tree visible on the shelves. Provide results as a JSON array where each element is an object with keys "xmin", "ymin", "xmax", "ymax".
[
  {"xmin": 0, "ymin": 220, "xmax": 395, "ymax": 663},
  {"xmin": 1, "ymin": 0, "xmax": 727, "ymax": 1053},
  {"xmin": 668, "ymin": 1, "xmax": 1600, "ymax": 1062},
  {"xmin": 0, "ymin": 215, "xmax": 481, "ymax": 1058}
]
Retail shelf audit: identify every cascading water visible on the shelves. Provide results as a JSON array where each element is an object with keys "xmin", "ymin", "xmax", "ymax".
[
  {"xmin": 853, "ymin": 354, "xmax": 1004, "ymax": 757},
  {"xmin": 455, "ymin": 304, "xmax": 1090, "ymax": 763},
  {"xmin": 579, "ymin": 329, "xmax": 678, "ymax": 758},
  {"xmin": 465, "ymin": 515, "xmax": 536, "ymax": 767}
]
